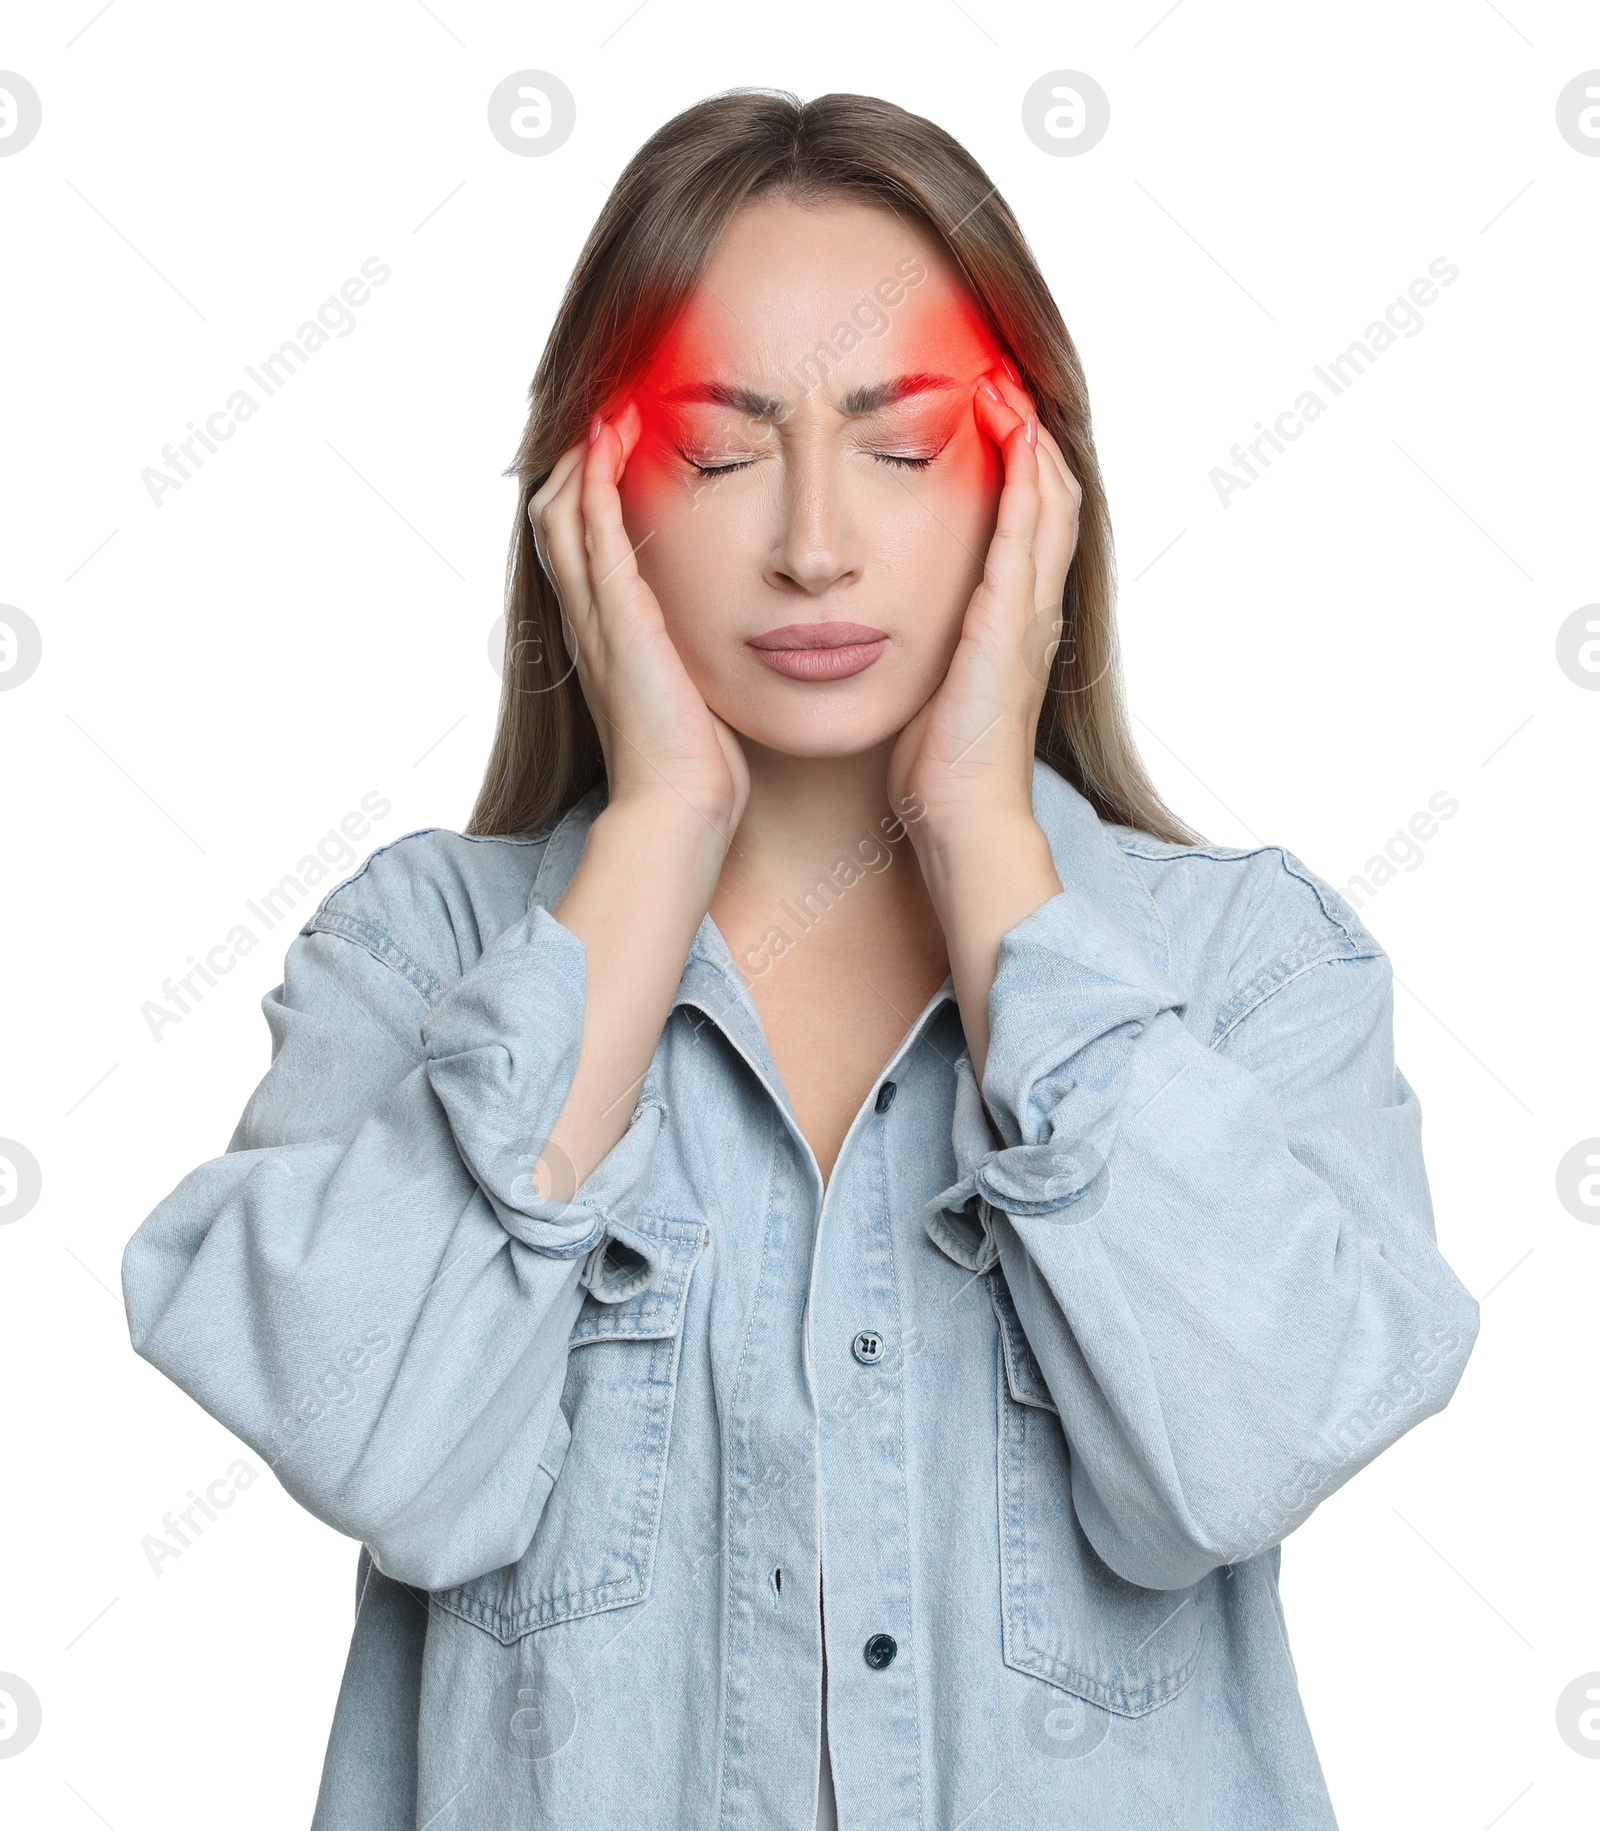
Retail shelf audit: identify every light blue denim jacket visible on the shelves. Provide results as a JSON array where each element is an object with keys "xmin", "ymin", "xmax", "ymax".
[{"xmin": 121, "ymin": 760, "xmax": 1479, "ymax": 1830}]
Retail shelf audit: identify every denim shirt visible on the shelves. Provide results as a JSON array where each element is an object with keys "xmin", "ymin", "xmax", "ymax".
[{"xmin": 121, "ymin": 759, "xmax": 1479, "ymax": 1831}]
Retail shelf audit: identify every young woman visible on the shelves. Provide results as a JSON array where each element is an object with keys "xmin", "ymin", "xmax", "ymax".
[{"xmin": 123, "ymin": 91, "xmax": 1480, "ymax": 1830}]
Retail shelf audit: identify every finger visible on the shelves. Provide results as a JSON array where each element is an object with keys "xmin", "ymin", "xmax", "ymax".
[
  {"xmin": 579, "ymin": 414, "xmax": 651, "ymax": 611},
  {"xmin": 538, "ymin": 450, "xmax": 591, "ymax": 597},
  {"xmin": 1026, "ymin": 421, "xmax": 1082, "ymax": 597},
  {"xmin": 990, "ymin": 361, "xmax": 1034, "ymax": 424},
  {"xmin": 528, "ymin": 442, "xmax": 586, "ymax": 585},
  {"xmin": 1019, "ymin": 420, "xmax": 1079, "ymax": 602},
  {"xmin": 611, "ymin": 396, "xmax": 642, "ymax": 477},
  {"xmin": 529, "ymin": 439, "xmax": 586, "ymax": 527},
  {"xmin": 990, "ymin": 365, "xmax": 1080, "ymax": 606},
  {"xmin": 529, "ymin": 446, "xmax": 588, "ymax": 592},
  {"xmin": 991, "ymin": 365, "xmax": 1075, "ymax": 503},
  {"xmin": 978, "ymin": 366, "xmax": 1031, "ymax": 443},
  {"xmin": 1032, "ymin": 420, "xmax": 1080, "ymax": 507},
  {"xmin": 973, "ymin": 378, "xmax": 1040, "ymax": 625},
  {"xmin": 991, "ymin": 360, "xmax": 1078, "ymax": 497}
]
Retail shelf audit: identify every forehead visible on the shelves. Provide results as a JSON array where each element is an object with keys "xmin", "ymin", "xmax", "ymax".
[{"xmin": 641, "ymin": 194, "xmax": 996, "ymax": 399}]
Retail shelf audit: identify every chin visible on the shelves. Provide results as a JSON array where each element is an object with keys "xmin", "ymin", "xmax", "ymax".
[{"xmin": 706, "ymin": 680, "xmax": 917, "ymax": 759}]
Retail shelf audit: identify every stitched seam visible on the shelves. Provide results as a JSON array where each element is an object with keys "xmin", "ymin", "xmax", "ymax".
[
  {"xmin": 304, "ymin": 907, "xmax": 447, "ymax": 1005},
  {"xmin": 1211, "ymin": 950, "xmax": 1382, "ymax": 1052},
  {"xmin": 868, "ymin": 1098, "xmax": 925, "ymax": 1831},
  {"xmin": 1117, "ymin": 837, "xmax": 1380, "ymax": 957},
  {"xmin": 296, "ymin": 825, "xmax": 556, "ymax": 935},
  {"xmin": 1107, "ymin": 838, "xmax": 1176, "ymax": 979},
  {"xmin": 714, "ymin": 1107, "xmax": 785, "ymax": 1831},
  {"xmin": 1272, "ymin": 850, "xmax": 1379, "ymax": 953}
]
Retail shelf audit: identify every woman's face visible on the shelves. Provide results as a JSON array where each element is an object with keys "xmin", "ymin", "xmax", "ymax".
[{"xmin": 615, "ymin": 195, "xmax": 1007, "ymax": 759}]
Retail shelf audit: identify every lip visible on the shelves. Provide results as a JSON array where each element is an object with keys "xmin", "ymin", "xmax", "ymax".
[{"xmin": 747, "ymin": 621, "xmax": 890, "ymax": 682}]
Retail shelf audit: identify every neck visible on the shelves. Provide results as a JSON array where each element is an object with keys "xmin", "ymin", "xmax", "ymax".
[
  {"xmin": 707, "ymin": 734, "xmax": 942, "ymax": 977},
  {"xmin": 727, "ymin": 738, "xmax": 903, "ymax": 880}
]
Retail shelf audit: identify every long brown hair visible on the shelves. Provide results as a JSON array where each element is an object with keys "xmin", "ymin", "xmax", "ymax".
[{"xmin": 468, "ymin": 88, "xmax": 1198, "ymax": 845}]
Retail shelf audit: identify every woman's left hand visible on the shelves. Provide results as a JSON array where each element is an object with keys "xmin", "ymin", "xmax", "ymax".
[
  {"xmin": 887, "ymin": 365, "xmax": 1082, "ymax": 846},
  {"xmin": 888, "ymin": 363, "xmax": 1083, "ymax": 1081}
]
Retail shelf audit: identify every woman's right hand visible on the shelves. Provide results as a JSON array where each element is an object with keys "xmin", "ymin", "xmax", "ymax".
[{"xmin": 529, "ymin": 399, "xmax": 750, "ymax": 840}]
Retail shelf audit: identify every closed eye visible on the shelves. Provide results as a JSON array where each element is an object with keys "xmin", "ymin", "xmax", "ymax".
[
  {"xmin": 681, "ymin": 452, "xmax": 755, "ymax": 478},
  {"xmin": 869, "ymin": 436, "xmax": 950, "ymax": 472},
  {"xmin": 679, "ymin": 439, "xmax": 949, "ymax": 477}
]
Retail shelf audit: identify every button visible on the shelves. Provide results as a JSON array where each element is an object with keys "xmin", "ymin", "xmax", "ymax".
[
  {"xmin": 874, "ymin": 1080, "xmax": 897, "ymax": 1114},
  {"xmin": 852, "ymin": 1329, "xmax": 885, "ymax": 1365},
  {"xmin": 863, "ymin": 1633, "xmax": 898, "ymax": 1670}
]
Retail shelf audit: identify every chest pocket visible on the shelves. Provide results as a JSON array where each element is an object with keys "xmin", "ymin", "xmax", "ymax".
[
  {"xmin": 433, "ymin": 1214, "xmax": 709, "ymax": 1646},
  {"xmin": 991, "ymin": 1273, "xmax": 1205, "ymax": 1716}
]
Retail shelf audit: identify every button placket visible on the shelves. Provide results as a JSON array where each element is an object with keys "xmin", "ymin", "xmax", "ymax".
[{"xmin": 807, "ymin": 1028, "xmax": 945, "ymax": 1826}]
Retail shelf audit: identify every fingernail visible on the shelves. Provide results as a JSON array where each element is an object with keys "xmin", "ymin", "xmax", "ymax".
[
  {"xmin": 1001, "ymin": 355, "xmax": 1021, "ymax": 385},
  {"xmin": 977, "ymin": 378, "xmax": 1004, "ymax": 403},
  {"xmin": 589, "ymin": 413, "xmax": 603, "ymax": 444},
  {"xmin": 1024, "ymin": 415, "xmax": 1038, "ymax": 449}
]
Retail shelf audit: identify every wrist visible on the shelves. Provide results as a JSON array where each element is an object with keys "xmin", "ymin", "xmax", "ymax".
[
  {"xmin": 912, "ymin": 806, "xmax": 1055, "ymax": 898},
  {"xmin": 563, "ymin": 795, "xmax": 729, "ymax": 929},
  {"xmin": 913, "ymin": 810, "xmax": 1060, "ymax": 1088},
  {"xmin": 596, "ymin": 791, "xmax": 735, "ymax": 873}
]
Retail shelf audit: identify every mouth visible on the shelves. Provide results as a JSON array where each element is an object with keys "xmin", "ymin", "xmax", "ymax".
[{"xmin": 746, "ymin": 620, "xmax": 890, "ymax": 682}]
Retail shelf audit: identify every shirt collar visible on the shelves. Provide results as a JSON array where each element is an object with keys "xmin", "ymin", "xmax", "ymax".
[{"xmin": 1027, "ymin": 759, "xmax": 1174, "ymax": 979}]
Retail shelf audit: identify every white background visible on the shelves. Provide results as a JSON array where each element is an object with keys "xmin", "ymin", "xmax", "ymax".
[{"xmin": 1, "ymin": 2, "xmax": 1596, "ymax": 1826}]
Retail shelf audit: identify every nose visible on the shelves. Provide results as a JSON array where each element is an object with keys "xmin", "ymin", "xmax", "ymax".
[{"xmin": 764, "ymin": 432, "xmax": 862, "ymax": 599}]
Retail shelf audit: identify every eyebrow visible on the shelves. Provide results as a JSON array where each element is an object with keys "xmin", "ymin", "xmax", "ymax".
[{"xmin": 661, "ymin": 371, "xmax": 960, "ymax": 420}]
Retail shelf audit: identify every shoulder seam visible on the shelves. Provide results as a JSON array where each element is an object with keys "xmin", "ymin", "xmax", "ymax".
[
  {"xmin": 1116, "ymin": 835, "xmax": 1380, "ymax": 956},
  {"xmin": 302, "ymin": 908, "xmax": 446, "ymax": 1005},
  {"xmin": 297, "ymin": 826, "xmax": 450, "ymax": 932},
  {"xmin": 298, "ymin": 824, "xmax": 562, "ymax": 1001},
  {"xmin": 1271, "ymin": 849, "xmax": 1379, "ymax": 954},
  {"xmin": 299, "ymin": 824, "xmax": 555, "ymax": 930}
]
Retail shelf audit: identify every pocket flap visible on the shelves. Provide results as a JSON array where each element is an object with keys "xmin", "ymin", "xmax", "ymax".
[{"xmin": 573, "ymin": 1215, "xmax": 708, "ymax": 1343}]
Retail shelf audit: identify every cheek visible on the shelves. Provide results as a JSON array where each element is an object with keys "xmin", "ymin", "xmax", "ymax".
[
  {"xmin": 929, "ymin": 423, "xmax": 1005, "ymax": 548},
  {"xmin": 616, "ymin": 461, "xmax": 746, "ymax": 651},
  {"xmin": 879, "ymin": 436, "xmax": 999, "ymax": 621}
]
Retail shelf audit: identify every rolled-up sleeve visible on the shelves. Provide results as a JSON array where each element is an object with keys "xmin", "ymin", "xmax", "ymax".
[
  {"xmin": 922, "ymin": 885, "xmax": 1479, "ymax": 1591},
  {"xmin": 420, "ymin": 904, "xmax": 670, "ymax": 1299},
  {"xmin": 122, "ymin": 895, "xmax": 668, "ymax": 1589}
]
